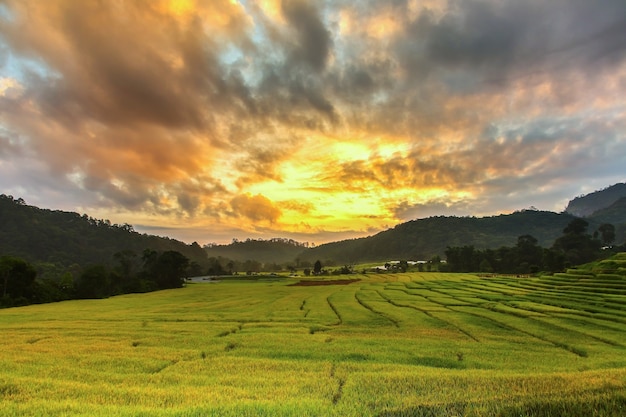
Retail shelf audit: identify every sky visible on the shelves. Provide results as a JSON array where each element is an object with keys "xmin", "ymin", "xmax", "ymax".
[{"xmin": 0, "ymin": 0, "xmax": 625, "ymax": 246}]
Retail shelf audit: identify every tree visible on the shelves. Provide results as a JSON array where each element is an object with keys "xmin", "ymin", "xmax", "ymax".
[
  {"xmin": 597, "ymin": 223, "xmax": 616, "ymax": 246},
  {"xmin": 111, "ymin": 250, "xmax": 140, "ymax": 293},
  {"xmin": 563, "ymin": 218, "xmax": 588, "ymax": 235},
  {"xmin": 542, "ymin": 248, "xmax": 564, "ymax": 272},
  {"xmin": 552, "ymin": 219, "xmax": 600, "ymax": 266},
  {"xmin": 242, "ymin": 259, "xmax": 261, "ymax": 274},
  {"xmin": 76, "ymin": 265, "xmax": 110, "ymax": 299},
  {"xmin": 140, "ymin": 250, "xmax": 189, "ymax": 289},
  {"xmin": 516, "ymin": 235, "xmax": 542, "ymax": 273},
  {"xmin": 187, "ymin": 261, "xmax": 204, "ymax": 277},
  {"xmin": 428, "ymin": 255, "xmax": 441, "ymax": 272},
  {"xmin": 479, "ymin": 259, "xmax": 493, "ymax": 273},
  {"xmin": 313, "ymin": 260, "xmax": 322, "ymax": 275},
  {"xmin": 0, "ymin": 256, "xmax": 37, "ymax": 305},
  {"xmin": 153, "ymin": 251, "xmax": 189, "ymax": 289},
  {"xmin": 339, "ymin": 265, "xmax": 353, "ymax": 274},
  {"xmin": 445, "ymin": 246, "xmax": 479, "ymax": 272},
  {"xmin": 207, "ymin": 257, "xmax": 226, "ymax": 276}
]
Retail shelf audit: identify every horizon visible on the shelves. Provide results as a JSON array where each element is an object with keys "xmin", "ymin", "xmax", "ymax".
[
  {"xmin": 3, "ymin": 191, "xmax": 607, "ymax": 248},
  {"xmin": 1, "ymin": 1, "xmax": 625, "ymax": 245}
]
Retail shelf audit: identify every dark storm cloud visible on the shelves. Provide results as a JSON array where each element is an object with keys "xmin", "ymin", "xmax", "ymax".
[
  {"xmin": 282, "ymin": 0, "xmax": 333, "ymax": 72},
  {"xmin": 395, "ymin": 0, "xmax": 626, "ymax": 89},
  {"xmin": 404, "ymin": 1, "xmax": 526, "ymax": 74}
]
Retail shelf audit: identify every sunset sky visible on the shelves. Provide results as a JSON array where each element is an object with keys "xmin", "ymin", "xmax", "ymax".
[{"xmin": 1, "ymin": 0, "xmax": 625, "ymax": 245}]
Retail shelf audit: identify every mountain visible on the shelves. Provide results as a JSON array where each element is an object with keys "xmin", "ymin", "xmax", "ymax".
[
  {"xmin": 588, "ymin": 196, "xmax": 626, "ymax": 244},
  {"xmin": 0, "ymin": 194, "xmax": 209, "ymax": 269},
  {"xmin": 565, "ymin": 183, "xmax": 626, "ymax": 217},
  {"xmin": 5, "ymin": 182, "xmax": 626, "ymax": 270},
  {"xmin": 299, "ymin": 210, "xmax": 581, "ymax": 264},
  {"xmin": 206, "ymin": 184, "xmax": 626, "ymax": 267},
  {"xmin": 563, "ymin": 183, "xmax": 626, "ymax": 245},
  {"xmin": 204, "ymin": 238, "xmax": 309, "ymax": 264},
  {"xmin": 589, "ymin": 196, "xmax": 626, "ymax": 224},
  {"xmin": 205, "ymin": 211, "xmax": 587, "ymax": 266}
]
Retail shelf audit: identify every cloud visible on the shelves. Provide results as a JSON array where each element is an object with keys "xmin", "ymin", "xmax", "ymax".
[
  {"xmin": 393, "ymin": 200, "xmax": 475, "ymax": 221},
  {"xmin": 282, "ymin": 0, "xmax": 332, "ymax": 72},
  {"xmin": 0, "ymin": 0, "xmax": 625, "ymax": 244},
  {"xmin": 0, "ymin": 0, "xmax": 252, "ymax": 214},
  {"xmin": 230, "ymin": 193, "xmax": 282, "ymax": 223},
  {"xmin": 396, "ymin": 0, "xmax": 626, "ymax": 86}
]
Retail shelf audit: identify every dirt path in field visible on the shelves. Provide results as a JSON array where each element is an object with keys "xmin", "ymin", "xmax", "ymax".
[{"xmin": 289, "ymin": 278, "xmax": 361, "ymax": 286}]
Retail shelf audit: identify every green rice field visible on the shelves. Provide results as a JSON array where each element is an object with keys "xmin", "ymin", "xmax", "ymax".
[{"xmin": 1, "ymin": 270, "xmax": 626, "ymax": 416}]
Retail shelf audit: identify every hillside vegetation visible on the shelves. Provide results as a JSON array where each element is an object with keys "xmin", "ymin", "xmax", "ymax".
[
  {"xmin": 1, "ymin": 268, "xmax": 626, "ymax": 416},
  {"xmin": 205, "ymin": 238, "xmax": 309, "ymax": 264},
  {"xmin": 209, "ymin": 206, "xmax": 624, "ymax": 268},
  {"xmin": 203, "ymin": 210, "xmax": 588, "ymax": 266},
  {"xmin": 589, "ymin": 197, "xmax": 626, "ymax": 243},
  {"xmin": 0, "ymin": 195, "xmax": 214, "ymax": 307},
  {"xmin": 0, "ymin": 195, "xmax": 208, "ymax": 268},
  {"xmin": 5, "ymin": 182, "xmax": 626, "ymax": 271},
  {"xmin": 2, "ymin": 182, "xmax": 626, "ymax": 297},
  {"xmin": 565, "ymin": 182, "xmax": 626, "ymax": 217},
  {"xmin": 302, "ymin": 183, "xmax": 626, "ymax": 264},
  {"xmin": 301, "ymin": 210, "xmax": 582, "ymax": 264}
]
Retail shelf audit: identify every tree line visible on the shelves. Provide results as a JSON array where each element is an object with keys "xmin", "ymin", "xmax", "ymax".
[
  {"xmin": 207, "ymin": 237, "xmax": 313, "ymax": 248},
  {"xmin": 1, "ymin": 248, "xmax": 317, "ymax": 308},
  {"xmin": 443, "ymin": 219, "xmax": 619, "ymax": 273},
  {"xmin": 0, "ymin": 249, "xmax": 192, "ymax": 308}
]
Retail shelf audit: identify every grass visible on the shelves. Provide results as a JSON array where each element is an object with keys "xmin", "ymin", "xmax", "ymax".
[{"xmin": 1, "ymin": 270, "xmax": 626, "ymax": 415}]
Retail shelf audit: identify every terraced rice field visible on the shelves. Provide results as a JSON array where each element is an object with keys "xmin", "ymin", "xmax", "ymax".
[{"xmin": 1, "ymin": 269, "xmax": 626, "ymax": 416}]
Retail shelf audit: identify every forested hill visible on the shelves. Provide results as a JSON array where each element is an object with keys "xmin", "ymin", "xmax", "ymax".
[
  {"xmin": 0, "ymin": 195, "xmax": 208, "ymax": 269},
  {"xmin": 204, "ymin": 238, "xmax": 309, "ymax": 264},
  {"xmin": 566, "ymin": 182, "xmax": 626, "ymax": 217},
  {"xmin": 299, "ymin": 210, "xmax": 582, "ymax": 264},
  {"xmin": 589, "ymin": 197, "xmax": 626, "ymax": 225}
]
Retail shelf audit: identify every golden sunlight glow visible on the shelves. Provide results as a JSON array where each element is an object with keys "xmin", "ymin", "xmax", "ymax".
[
  {"xmin": 338, "ymin": 6, "xmax": 402, "ymax": 39},
  {"xmin": 160, "ymin": 0, "xmax": 246, "ymax": 31},
  {"xmin": 258, "ymin": 0, "xmax": 284, "ymax": 24},
  {"xmin": 166, "ymin": 0, "xmax": 194, "ymax": 16},
  {"xmin": 366, "ymin": 13, "xmax": 401, "ymax": 39},
  {"xmin": 0, "ymin": 77, "xmax": 22, "ymax": 97},
  {"xmin": 331, "ymin": 142, "xmax": 371, "ymax": 161},
  {"xmin": 373, "ymin": 142, "xmax": 411, "ymax": 159},
  {"xmin": 237, "ymin": 133, "xmax": 475, "ymax": 238},
  {"xmin": 338, "ymin": 8, "xmax": 354, "ymax": 36}
]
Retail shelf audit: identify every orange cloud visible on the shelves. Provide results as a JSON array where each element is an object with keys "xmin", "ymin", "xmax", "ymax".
[{"xmin": 230, "ymin": 193, "xmax": 282, "ymax": 223}]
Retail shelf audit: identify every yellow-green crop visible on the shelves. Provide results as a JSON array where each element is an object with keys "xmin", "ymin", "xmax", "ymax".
[{"xmin": 1, "ymin": 272, "xmax": 626, "ymax": 416}]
